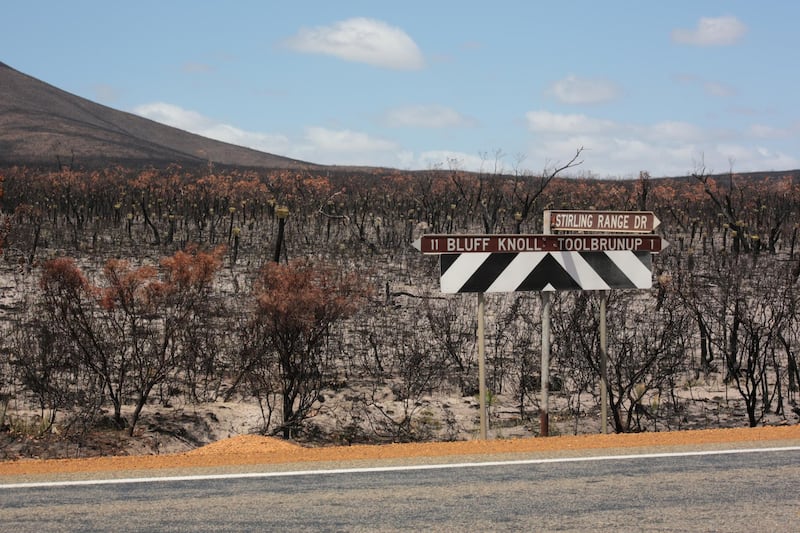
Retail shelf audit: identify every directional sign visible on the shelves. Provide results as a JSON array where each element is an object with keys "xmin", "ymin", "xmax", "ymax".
[
  {"xmin": 544, "ymin": 210, "xmax": 661, "ymax": 233},
  {"xmin": 440, "ymin": 251, "xmax": 653, "ymax": 293},
  {"xmin": 413, "ymin": 234, "xmax": 667, "ymax": 254}
]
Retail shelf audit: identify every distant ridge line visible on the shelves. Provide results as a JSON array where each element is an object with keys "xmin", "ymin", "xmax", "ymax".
[{"xmin": 0, "ymin": 61, "xmax": 318, "ymax": 170}]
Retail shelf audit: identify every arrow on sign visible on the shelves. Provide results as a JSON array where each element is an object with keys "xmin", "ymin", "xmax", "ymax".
[
  {"xmin": 545, "ymin": 210, "xmax": 661, "ymax": 233},
  {"xmin": 413, "ymin": 234, "xmax": 668, "ymax": 254}
]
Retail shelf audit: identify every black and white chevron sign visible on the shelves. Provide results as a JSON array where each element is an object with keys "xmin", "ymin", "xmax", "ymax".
[{"xmin": 440, "ymin": 251, "xmax": 652, "ymax": 293}]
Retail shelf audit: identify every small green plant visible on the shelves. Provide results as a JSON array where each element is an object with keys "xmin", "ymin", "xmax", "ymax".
[{"xmin": 474, "ymin": 390, "xmax": 496, "ymax": 408}]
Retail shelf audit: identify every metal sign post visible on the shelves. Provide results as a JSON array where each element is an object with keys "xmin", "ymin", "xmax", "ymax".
[
  {"xmin": 477, "ymin": 293, "xmax": 487, "ymax": 440},
  {"xmin": 540, "ymin": 291, "xmax": 551, "ymax": 437},
  {"xmin": 599, "ymin": 291, "xmax": 609, "ymax": 434}
]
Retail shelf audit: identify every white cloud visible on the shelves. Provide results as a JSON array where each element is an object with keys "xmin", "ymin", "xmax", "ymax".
[
  {"xmin": 384, "ymin": 105, "xmax": 474, "ymax": 128},
  {"xmin": 417, "ymin": 150, "xmax": 488, "ymax": 171},
  {"xmin": 716, "ymin": 144, "xmax": 799, "ymax": 171},
  {"xmin": 647, "ymin": 121, "xmax": 705, "ymax": 142},
  {"xmin": 527, "ymin": 111, "xmax": 711, "ymax": 147},
  {"xmin": 285, "ymin": 127, "xmax": 407, "ymax": 167},
  {"xmin": 522, "ymin": 107, "xmax": 800, "ymax": 177},
  {"xmin": 132, "ymin": 102, "xmax": 291, "ymax": 154},
  {"xmin": 672, "ymin": 15, "xmax": 747, "ymax": 46},
  {"xmin": 283, "ymin": 17, "xmax": 424, "ymax": 70},
  {"xmin": 528, "ymin": 133, "xmax": 799, "ymax": 178},
  {"xmin": 131, "ymin": 101, "xmax": 799, "ymax": 178},
  {"xmin": 303, "ymin": 126, "xmax": 398, "ymax": 153},
  {"xmin": 134, "ymin": 102, "xmax": 214, "ymax": 130},
  {"xmin": 526, "ymin": 111, "xmax": 617, "ymax": 134},
  {"xmin": 749, "ymin": 124, "xmax": 790, "ymax": 139},
  {"xmin": 133, "ymin": 102, "xmax": 408, "ymax": 168},
  {"xmin": 527, "ymin": 133, "xmax": 703, "ymax": 178},
  {"xmin": 714, "ymin": 143, "xmax": 750, "ymax": 161},
  {"xmin": 547, "ymin": 75, "xmax": 620, "ymax": 104}
]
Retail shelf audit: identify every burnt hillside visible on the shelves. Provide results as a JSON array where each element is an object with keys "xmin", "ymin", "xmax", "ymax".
[{"xmin": 0, "ymin": 61, "xmax": 316, "ymax": 170}]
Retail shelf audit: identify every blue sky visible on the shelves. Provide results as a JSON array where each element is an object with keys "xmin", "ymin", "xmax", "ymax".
[{"xmin": 3, "ymin": 1, "xmax": 798, "ymax": 177}]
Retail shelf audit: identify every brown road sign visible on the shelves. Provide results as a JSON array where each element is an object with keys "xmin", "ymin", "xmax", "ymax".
[
  {"xmin": 412, "ymin": 234, "xmax": 668, "ymax": 254},
  {"xmin": 545, "ymin": 210, "xmax": 661, "ymax": 233}
]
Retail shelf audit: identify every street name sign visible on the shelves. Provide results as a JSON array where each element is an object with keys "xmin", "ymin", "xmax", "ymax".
[
  {"xmin": 412, "ymin": 234, "xmax": 666, "ymax": 254},
  {"xmin": 544, "ymin": 210, "xmax": 661, "ymax": 233}
]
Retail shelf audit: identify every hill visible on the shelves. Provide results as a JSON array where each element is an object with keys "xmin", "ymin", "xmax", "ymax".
[{"xmin": 0, "ymin": 61, "xmax": 316, "ymax": 170}]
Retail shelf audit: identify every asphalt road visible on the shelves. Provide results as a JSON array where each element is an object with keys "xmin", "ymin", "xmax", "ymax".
[{"xmin": 1, "ymin": 447, "xmax": 799, "ymax": 532}]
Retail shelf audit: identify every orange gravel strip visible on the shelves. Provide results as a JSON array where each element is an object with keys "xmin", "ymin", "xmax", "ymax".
[{"xmin": 1, "ymin": 425, "xmax": 798, "ymax": 477}]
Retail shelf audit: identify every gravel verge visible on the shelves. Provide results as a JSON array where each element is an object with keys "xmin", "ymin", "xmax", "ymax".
[{"xmin": 1, "ymin": 425, "xmax": 797, "ymax": 477}]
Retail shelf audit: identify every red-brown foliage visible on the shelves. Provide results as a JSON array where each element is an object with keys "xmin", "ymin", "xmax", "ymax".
[{"xmin": 255, "ymin": 258, "xmax": 369, "ymax": 333}]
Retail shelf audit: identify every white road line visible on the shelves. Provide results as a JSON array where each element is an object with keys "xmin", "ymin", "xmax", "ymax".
[{"xmin": 2, "ymin": 446, "xmax": 798, "ymax": 490}]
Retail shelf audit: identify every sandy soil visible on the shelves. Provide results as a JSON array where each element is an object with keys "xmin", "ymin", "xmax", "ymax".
[{"xmin": 1, "ymin": 425, "xmax": 797, "ymax": 477}]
